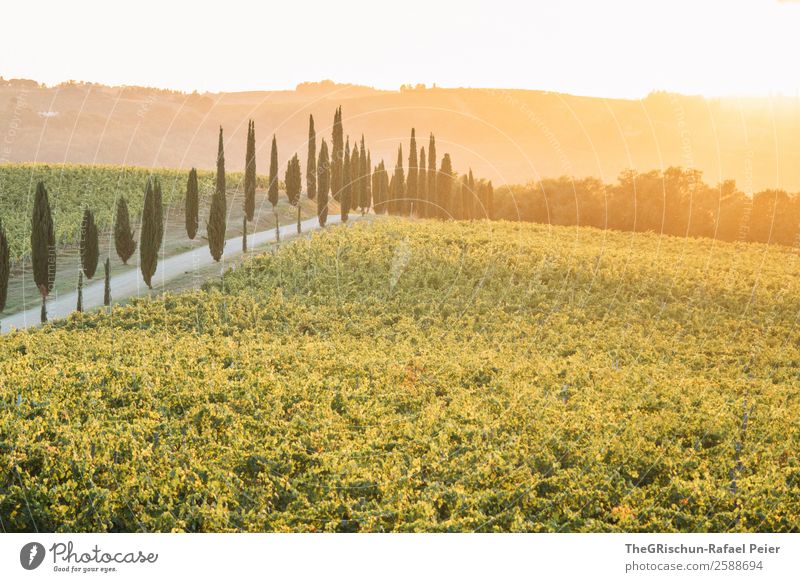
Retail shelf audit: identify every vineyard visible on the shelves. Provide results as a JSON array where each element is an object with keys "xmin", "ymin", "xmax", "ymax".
[
  {"xmin": 1, "ymin": 218, "xmax": 799, "ymax": 532},
  {"xmin": 0, "ymin": 164, "xmax": 264, "ymax": 261}
]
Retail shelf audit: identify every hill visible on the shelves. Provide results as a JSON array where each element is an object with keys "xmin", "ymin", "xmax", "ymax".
[
  {"xmin": 4, "ymin": 79, "xmax": 800, "ymax": 192},
  {"xmin": 1, "ymin": 219, "xmax": 798, "ymax": 532}
]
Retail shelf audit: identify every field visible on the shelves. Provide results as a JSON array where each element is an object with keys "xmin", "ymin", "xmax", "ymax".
[
  {"xmin": 1, "ymin": 218, "xmax": 799, "ymax": 532},
  {"xmin": 0, "ymin": 163, "xmax": 267, "ymax": 261}
]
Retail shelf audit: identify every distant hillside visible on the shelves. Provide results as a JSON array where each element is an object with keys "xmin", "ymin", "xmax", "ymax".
[{"xmin": 2, "ymin": 78, "xmax": 800, "ymax": 192}]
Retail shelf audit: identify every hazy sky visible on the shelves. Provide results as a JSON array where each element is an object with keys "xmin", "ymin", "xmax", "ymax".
[{"xmin": 2, "ymin": 0, "xmax": 800, "ymax": 98}]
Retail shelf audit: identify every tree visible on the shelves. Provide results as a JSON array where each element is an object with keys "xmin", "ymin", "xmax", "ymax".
[
  {"xmin": 438, "ymin": 154, "xmax": 454, "ymax": 219},
  {"xmin": 418, "ymin": 146, "xmax": 428, "ymax": 217},
  {"xmin": 427, "ymin": 134, "xmax": 437, "ymax": 216},
  {"xmin": 331, "ymin": 106, "xmax": 344, "ymax": 201},
  {"xmin": 341, "ymin": 137, "xmax": 351, "ymax": 222},
  {"xmin": 390, "ymin": 145, "xmax": 405, "ymax": 215},
  {"xmin": 244, "ymin": 120, "xmax": 256, "ymax": 221},
  {"xmin": 466, "ymin": 168, "xmax": 476, "ymax": 220},
  {"xmin": 154, "ymin": 177, "xmax": 164, "ymax": 253},
  {"xmin": 139, "ymin": 178, "xmax": 161, "ymax": 288},
  {"xmin": 350, "ymin": 142, "xmax": 360, "ymax": 212},
  {"xmin": 362, "ymin": 150, "xmax": 372, "ymax": 213},
  {"xmin": 407, "ymin": 129, "xmax": 418, "ymax": 216},
  {"xmin": 207, "ymin": 126, "xmax": 227, "ymax": 262},
  {"xmin": 112, "ymin": 196, "xmax": 136, "ymax": 266},
  {"xmin": 103, "ymin": 257, "xmax": 111, "ymax": 306},
  {"xmin": 76, "ymin": 272, "xmax": 83, "ymax": 313},
  {"xmin": 0, "ymin": 220, "xmax": 9, "ymax": 318},
  {"xmin": 185, "ymin": 168, "xmax": 199, "ymax": 239},
  {"xmin": 79, "ymin": 208, "xmax": 99, "ymax": 279},
  {"xmin": 317, "ymin": 139, "xmax": 330, "ymax": 227},
  {"xmin": 268, "ymin": 134, "xmax": 280, "ymax": 241},
  {"xmin": 31, "ymin": 181, "xmax": 55, "ymax": 321},
  {"xmin": 285, "ymin": 154, "xmax": 303, "ymax": 233},
  {"xmin": 307, "ymin": 114, "xmax": 317, "ymax": 200}
]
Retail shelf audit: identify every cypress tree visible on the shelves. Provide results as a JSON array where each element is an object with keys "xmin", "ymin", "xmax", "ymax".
[
  {"xmin": 207, "ymin": 126, "xmax": 227, "ymax": 262},
  {"xmin": 114, "ymin": 196, "xmax": 137, "ymax": 263},
  {"xmin": 428, "ymin": 134, "xmax": 437, "ymax": 216},
  {"xmin": 140, "ymin": 178, "xmax": 159, "ymax": 288},
  {"xmin": 185, "ymin": 168, "xmax": 199, "ymax": 239},
  {"xmin": 285, "ymin": 154, "xmax": 302, "ymax": 233},
  {"xmin": 244, "ymin": 120, "xmax": 256, "ymax": 221},
  {"xmin": 418, "ymin": 146, "xmax": 427, "ymax": 217},
  {"xmin": 31, "ymin": 181, "xmax": 55, "ymax": 321},
  {"xmin": 341, "ymin": 137, "xmax": 351, "ymax": 222},
  {"xmin": 80, "ymin": 208, "xmax": 99, "ymax": 279},
  {"xmin": 438, "ymin": 154, "xmax": 454, "ymax": 219},
  {"xmin": 363, "ymin": 150, "xmax": 372, "ymax": 213},
  {"xmin": 350, "ymin": 143, "xmax": 360, "ymax": 212},
  {"xmin": 391, "ymin": 145, "xmax": 405, "ymax": 215},
  {"xmin": 268, "ymin": 134, "xmax": 280, "ymax": 240},
  {"xmin": 103, "ymin": 257, "xmax": 111, "ymax": 306},
  {"xmin": 317, "ymin": 139, "xmax": 330, "ymax": 227},
  {"xmin": 0, "ymin": 220, "xmax": 9, "ymax": 317},
  {"xmin": 76, "ymin": 272, "xmax": 83, "ymax": 313},
  {"xmin": 466, "ymin": 169, "xmax": 476, "ymax": 220},
  {"xmin": 407, "ymin": 129, "xmax": 418, "ymax": 216},
  {"xmin": 307, "ymin": 114, "xmax": 316, "ymax": 200},
  {"xmin": 331, "ymin": 106, "xmax": 344, "ymax": 201}
]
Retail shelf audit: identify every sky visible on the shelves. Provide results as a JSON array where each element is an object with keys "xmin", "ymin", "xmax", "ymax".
[{"xmin": 1, "ymin": 0, "xmax": 800, "ymax": 98}]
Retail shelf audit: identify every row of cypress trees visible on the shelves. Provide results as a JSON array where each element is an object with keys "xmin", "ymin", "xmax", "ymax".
[{"xmin": 0, "ymin": 106, "xmax": 495, "ymax": 326}]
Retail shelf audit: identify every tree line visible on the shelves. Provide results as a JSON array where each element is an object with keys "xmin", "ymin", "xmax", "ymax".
[{"xmin": 494, "ymin": 168, "xmax": 800, "ymax": 246}]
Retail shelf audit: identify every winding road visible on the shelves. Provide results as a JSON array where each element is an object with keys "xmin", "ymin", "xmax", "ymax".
[{"xmin": 0, "ymin": 215, "xmax": 344, "ymax": 333}]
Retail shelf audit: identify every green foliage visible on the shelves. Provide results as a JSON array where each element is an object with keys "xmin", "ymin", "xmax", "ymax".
[
  {"xmin": 331, "ymin": 106, "xmax": 344, "ymax": 202},
  {"xmin": 185, "ymin": 168, "xmax": 199, "ymax": 240},
  {"xmin": 306, "ymin": 115, "xmax": 316, "ymax": 200},
  {"xmin": 1, "ymin": 220, "xmax": 799, "ymax": 532},
  {"xmin": 341, "ymin": 138, "xmax": 351, "ymax": 222},
  {"xmin": 268, "ymin": 135, "xmax": 279, "ymax": 208},
  {"xmin": 285, "ymin": 155, "xmax": 302, "ymax": 206},
  {"xmin": 317, "ymin": 140, "xmax": 330, "ymax": 227},
  {"xmin": 114, "ymin": 196, "xmax": 136, "ymax": 264},
  {"xmin": 207, "ymin": 127, "xmax": 227, "ymax": 262},
  {"xmin": 244, "ymin": 121, "xmax": 256, "ymax": 221},
  {"xmin": 30, "ymin": 182, "xmax": 55, "ymax": 298},
  {"xmin": 407, "ymin": 128, "xmax": 418, "ymax": 214},
  {"xmin": 139, "ymin": 178, "xmax": 161, "ymax": 288},
  {"xmin": 80, "ymin": 208, "xmax": 99, "ymax": 279},
  {"xmin": 0, "ymin": 164, "xmax": 252, "ymax": 262}
]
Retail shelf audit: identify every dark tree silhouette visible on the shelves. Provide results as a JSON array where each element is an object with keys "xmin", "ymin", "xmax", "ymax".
[
  {"xmin": 139, "ymin": 178, "xmax": 161, "ymax": 289},
  {"xmin": 427, "ymin": 134, "xmax": 437, "ymax": 216},
  {"xmin": 103, "ymin": 257, "xmax": 111, "ymax": 306},
  {"xmin": 114, "ymin": 196, "xmax": 137, "ymax": 264},
  {"xmin": 31, "ymin": 181, "xmax": 55, "ymax": 321},
  {"xmin": 268, "ymin": 134, "xmax": 280, "ymax": 241},
  {"xmin": 331, "ymin": 106, "xmax": 344, "ymax": 201},
  {"xmin": 80, "ymin": 208, "xmax": 99, "ymax": 279},
  {"xmin": 207, "ymin": 126, "xmax": 227, "ymax": 262},
  {"xmin": 244, "ymin": 120, "xmax": 256, "ymax": 221},
  {"xmin": 317, "ymin": 139, "xmax": 330, "ymax": 227},
  {"xmin": 407, "ymin": 129, "xmax": 418, "ymax": 216},
  {"xmin": 285, "ymin": 154, "xmax": 302, "ymax": 233},
  {"xmin": 418, "ymin": 146, "xmax": 427, "ymax": 217},
  {"xmin": 185, "ymin": 168, "xmax": 199, "ymax": 239},
  {"xmin": 341, "ymin": 137, "xmax": 351, "ymax": 222},
  {"xmin": 76, "ymin": 272, "xmax": 83, "ymax": 313},
  {"xmin": 307, "ymin": 115, "xmax": 316, "ymax": 200}
]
